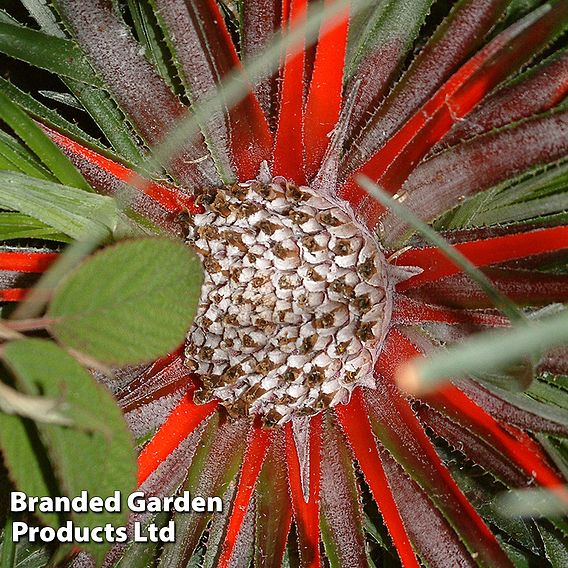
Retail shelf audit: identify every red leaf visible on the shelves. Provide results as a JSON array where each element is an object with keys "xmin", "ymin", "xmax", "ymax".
[
  {"xmin": 439, "ymin": 49, "xmax": 568, "ymax": 150},
  {"xmin": 218, "ymin": 422, "xmax": 272, "ymax": 568},
  {"xmin": 273, "ymin": 0, "xmax": 308, "ymax": 184},
  {"xmin": 255, "ymin": 431, "xmax": 292, "ymax": 568},
  {"xmin": 116, "ymin": 354, "xmax": 191, "ymax": 414},
  {"xmin": 137, "ymin": 389, "xmax": 218, "ymax": 485},
  {"xmin": 42, "ymin": 125, "xmax": 200, "ymax": 236},
  {"xmin": 319, "ymin": 413, "xmax": 367, "ymax": 566},
  {"xmin": 418, "ymin": 405, "xmax": 528, "ymax": 486},
  {"xmin": 393, "ymin": 294, "xmax": 509, "ymax": 327},
  {"xmin": 379, "ymin": 446, "xmax": 477, "ymax": 567},
  {"xmin": 303, "ymin": 0, "xmax": 349, "ymax": 179},
  {"xmin": 286, "ymin": 414, "xmax": 322, "ymax": 568},
  {"xmin": 382, "ymin": 109, "xmax": 568, "ymax": 241},
  {"xmin": 395, "ymin": 226, "xmax": 568, "ymax": 290},
  {"xmin": 357, "ymin": 1, "xmax": 568, "ymax": 194},
  {"xmin": 153, "ymin": 0, "xmax": 272, "ymax": 181},
  {"xmin": 369, "ymin": 331, "xmax": 512, "ymax": 567},
  {"xmin": 457, "ymin": 379, "xmax": 568, "ymax": 437},
  {"xmin": 428, "ymin": 385, "xmax": 566, "ymax": 491},
  {"xmin": 344, "ymin": 0, "xmax": 433, "ymax": 143},
  {"xmin": 54, "ymin": 0, "xmax": 215, "ymax": 186},
  {"xmin": 0, "ymin": 288, "xmax": 27, "ymax": 302},
  {"xmin": 335, "ymin": 392, "xmax": 420, "ymax": 568},
  {"xmin": 389, "ymin": 329, "xmax": 567, "ymax": 496},
  {"xmin": 240, "ymin": 0, "xmax": 282, "ymax": 127},
  {"xmin": 167, "ymin": 416, "xmax": 249, "ymax": 563},
  {"xmin": 0, "ymin": 250, "xmax": 57, "ymax": 302},
  {"xmin": 0, "ymin": 250, "xmax": 57, "ymax": 272},
  {"xmin": 341, "ymin": 0, "xmax": 510, "ymax": 186},
  {"xmin": 406, "ymin": 268, "xmax": 568, "ymax": 309},
  {"xmin": 540, "ymin": 346, "xmax": 568, "ymax": 376}
]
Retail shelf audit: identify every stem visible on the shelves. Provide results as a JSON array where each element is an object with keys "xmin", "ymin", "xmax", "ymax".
[{"xmin": 3, "ymin": 318, "xmax": 52, "ymax": 332}]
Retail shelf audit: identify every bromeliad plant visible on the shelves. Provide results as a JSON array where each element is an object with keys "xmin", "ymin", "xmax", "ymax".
[{"xmin": 1, "ymin": 0, "xmax": 568, "ymax": 566}]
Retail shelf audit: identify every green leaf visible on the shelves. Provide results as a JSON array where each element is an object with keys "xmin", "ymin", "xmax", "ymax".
[
  {"xmin": 0, "ymin": 91, "xmax": 89, "ymax": 190},
  {"xmin": 37, "ymin": 90, "xmax": 82, "ymax": 110},
  {"xmin": 113, "ymin": 515, "xmax": 168, "ymax": 568},
  {"xmin": 441, "ymin": 159, "xmax": 568, "ymax": 229},
  {"xmin": 440, "ymin": 447, "xmax": 544, "ymax": 556},
  {"xmin": 358, "ymin": 175, "xmax": 524, "ymax": 323},
  {"xmin": 0, "ymin": 171, "xmax": 120, "ymax": 241},
  {"xmin": 125, "ymin": 0, "xmax": 175, "ymax": 91},
  {"xmin": 17, "ymin": 0, "xmax": 145, "ymax": 164},
  {"xmin": 539, "ymin": 524, "xmax": 568, "ymax": 568},
  {"xmin": 500, "ymin": 541, "xmax": 533, "ymax": 568},
  {"xmin": 10, "ymin": 536, "xmax": 51, "ymax": 568},
  {"xmin": 0, "ymin": 77, "xmax": 108, "ymax": 155},
  {"xmin": 2, "ymin": 339, "xmax": 137, "ymax": 565},
  {"xmin": 476, "ymin": 193, "xmax": 568, "ymax": 226},
  {"xmin": 0, "ymin": 515, "xmax": 16, "ymax": 568},
  {"xmin": 67, "ymin": 82, "xmax": 147, "ymax": 166},
  {"xmin": 0, "ymin": 20, "xmax": 99, "ymax": 86},
  {"xmin": 0, "ymin": 213, "xmax": 69, "ymax": 243},
  {"xmin": 0, "ymin": 406, "xmax": 61, "ymax": 530},
  {"xmin": 48, "ymin": 238, "xmax": 203, "ymax": 365},
  {"xmin": 346, "ymin": 0, "xmax": 433, "ymax": 79},
  {"xmin": 0, "ymin": 130, "xmax": 54, "ymax": 181}
]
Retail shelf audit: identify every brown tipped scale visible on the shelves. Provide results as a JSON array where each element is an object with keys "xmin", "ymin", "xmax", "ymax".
[{"xmin": 185, "ymin": 177, "xmax": 392, "ymax": 426}]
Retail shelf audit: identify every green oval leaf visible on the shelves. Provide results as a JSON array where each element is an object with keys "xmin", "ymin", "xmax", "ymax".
[
  {"xmin": 0, "ymin": 338, "xmax": 137, "ymax": 565},
  {"xmin": 48, "ymin": 238, "xmax": 203, "ymax": 365}
]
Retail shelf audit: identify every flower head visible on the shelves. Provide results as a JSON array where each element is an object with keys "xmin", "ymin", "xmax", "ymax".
[{"xmin": 2, "ymin": 0, "xmax": 568, "ymax": 566}]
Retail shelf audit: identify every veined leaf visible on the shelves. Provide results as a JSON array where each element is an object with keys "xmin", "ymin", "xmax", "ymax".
[
  {"xmin": 48, "ymin": 238, "xmax": 203, "ymax": 365},
  {"xmin": 0, "ymin": 411, "xmax": 61, "ymax": 530},
  {"xmin": 2, "ymin": 338, "xmax": 137, "ymax": 565},
  {"xmin": 0, "ymin": 171, "xmax": 120, "ymax": 241}
]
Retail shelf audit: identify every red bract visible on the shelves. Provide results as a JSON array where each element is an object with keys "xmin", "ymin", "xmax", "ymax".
[{"xmin": 4, "ymin": 0, "xmax": 568, "ymax": 566}]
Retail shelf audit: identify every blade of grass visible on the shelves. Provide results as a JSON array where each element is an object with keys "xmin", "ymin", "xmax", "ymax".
[
  {"xmin": 399, "ymin": 308, "xmax": 568, "ymax": 394},
  {"xmin": 495, "ymin": 486, "xmax": 568, "ymax": 518},
  {"xmin": 356, "ymin": 175, "xmax": 524, "ymax": 323},
  {"xmin": 144, "ymin": 0, "xmax": 372, "ymax": 176}
]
